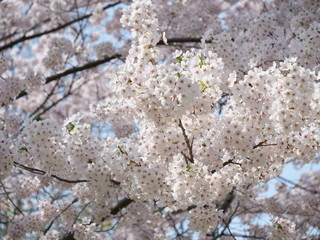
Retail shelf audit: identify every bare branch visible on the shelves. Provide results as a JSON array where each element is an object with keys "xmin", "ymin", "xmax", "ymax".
[
  {"xmin": 211, "ymin": 159, "xmax": 241, "ymax": 174},
  {"xmin": 44, "ymin": 198, "xmax": 79, "ymax": 235},
  {"xmin": 157, "ymin": 37, "xmax": 214, "ymax": 45},
  {"xmin": 167, "ymin": 213, "xmax": 181, "ymax": 238},
  {"xmin": 13, "ymin": 161, "xmax": 89, "ymax": 184},
  {"xmin": 178, "ymin": 119, "xmax": 194, "ymax": 164},
  {"xmin": 17, "ymin": 54, "xmax": 121, "ymax": 99},
  {"xmin": 221, "ymin": 233, "xmax": 265, "ymax": 239},
  {"xmin": 34, "ymin": 76, "xmax": 87, "ymax": 117},
  {"xmin": 277, "ymin": 176, "xmax": 320, "ymax": 194},
  {"xmin": 0, "ymin": 180, "xmax": 24, "ymax": 216},
  {"xmin": 158, "ymin": 37, "xmax": 201, "ymax": 45},
  {"xmin": 220, "ymin": 217, "xmax": 236, "ymax": 240},
  {"xmin": 51, "ymin": 174, "xmax": 89, "ymax": 184},
  {"xmin": 29, "ymin": 81, "xmax": 59, "ymax": 118},
  {"xmin": 253, "ymin": 140, "xmax": 277, "ymax": 149},
  {"xmin": 0, "ymin": 1, "xmax": 122, "ymax": 52},
  {"xmin": 172, "ymin": 205, "xmax": 197, "ymax": 215},
  {"xmin": 110, "ymin": 198, "xmax": 134, "ymax": 215},
  {"xmin": 73, "ymin": 202, "xmax": 91, "ymax": 225}
]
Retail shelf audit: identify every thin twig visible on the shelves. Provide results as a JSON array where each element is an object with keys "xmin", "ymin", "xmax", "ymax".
[
  {"xmin": 0, "ymin": 180, "xmax": 24, "ymax": 216},
  {"xmin": 43, "ymin": 198, "xmax": 79, "ymax": 235},
  {"xmin": 158, "ymin": 37, "xmax": 210, "ymax": 45},
  {"xmin": 51, "ymin": 174, "xmax": 89, "ymax": 184},
  {"xmin": 253, "ymin": 140, "xmax": 277, "ymax": 149},
  {"xmin": 178, "ymin": 119, "xmax": 194, "ymax": 164},
  {"xmin": 277, "ymin": 176, "xmax": 320, "ymax": 194},
  {"xmin": 167, "ymin": 214, "xmax": 181, "ymax": 239},
  {"xmin": 218, "ymin": 201, "xmax": 239, "ymax": 238},
  {"xmin": 220, "ymin": 217, "xmax": 236, "ymax": 240},
  {"xmin": 29, "ymin": 81, "xmax": 59, "ymax": 118},
  {"xmin": 0, "ymin": 1, "xmax": 122, "ymax": 52},
  {"xmin": 35, "ymin": 76, "xmax": 78, "ymax": 117},
  {"xmin": 211, "ymin": 159, "xmax": 241, "ymax": 174},
  {"xmin": 13, "ymin": 161, "xmax": 89, "ymax": 183},
  {"xmin": 221, "ymin": 233, "xmax": 265, "ymax": 239},
  {"xmin": 17, "ymin": 54, "xmax": 121, "ymax": 99},
  {"xmin": 73, "ymin": 201, "xmax": 91, "ymax": 225}
]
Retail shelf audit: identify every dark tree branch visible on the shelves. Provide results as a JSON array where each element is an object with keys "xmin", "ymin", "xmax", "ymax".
[
  {"xmin": 211, "ymin": 159, "xmax": 241, "ymax": 174},
  {"xmin": 13, "ymin": 161, "xmax": 89, "ymax": 183},
  {"xmin": 217, "ymin": 201, "xmax": 240, "ymax": 239},
  {"xmin": 51, "ymin": 174, "xmax": 89, "ymax": 184},
  {"xmin": 0, "ymin": 1, "xmax": 122, "ymax": 52},
  {"xmin": 178, "ymin": 119, "xmax": 194, "ymax": 164},
  {"xmin": 253, "ymin": 140, "xmax": 277, "ymax": 149},
  {"xmin": 167, "ymin": 214, "xmax": 181, "ymax": 239},
  {"xmin": 221, "ymin": 233, "xmax": 265, "ymax": 239},
  {"xmin": 110, "ymin": 198, "xmax": 134, "ymax": 215},
  {"xmin": 34, "ymin": 76, "xmax": 87, "ymax": 117},
  {"xmin": 62, "ymin": 198, "xmax": 134, "ymax": 240},
  {"xmin": 29, "ymin": 81, "xmax": 59, "ymax": 118},
  {"xmin": 45, "ymin": 54, "xmax": 122, "ymax": 84},
  {"xmin": 0, "ymin": 180, "xmax": 24, "ymax": 216},
  {"xmin": 62, "ymin": 231, "xmax": 76, "ymax": 240},
  {"xmin": 277, "ymin": 176, "xmax": 320, "ymax": 194},
  {"xmin": 220, "ymin": 217, "xmax": 236, "ymax": 240},
  {"xmin": 44, "ymin": 198, "xmax": 79, "ymax": 235},
  {"xmin": 172, "ymin": 205, "xmax": 197, "ymax": 215},
  {"xmin": 158, "ymin": 37, "xmax": 202, "ymax": 45},
  {"xmin": 13, "ymin": 161, "xmax": 46, "ymax": 175},
  {"xmin": 73, "ymin": 202, "xmax": 91, "ymax": 225},
  {"xmin": 17, "ymin": 54, "xmax": 121, "ymax": 99}
]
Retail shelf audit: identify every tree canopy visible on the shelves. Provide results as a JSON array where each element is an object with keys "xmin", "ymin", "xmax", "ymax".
[{"xmin": 0, "ymin": 0, "xmax": 319, "ymax": 239}]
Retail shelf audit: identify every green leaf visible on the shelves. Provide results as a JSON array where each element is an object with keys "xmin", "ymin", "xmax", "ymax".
[
  {"xmin": 177, "ymin": 72, "xmax": 182, "ymax": 78},
  {"xmin": 199, "ymin": 80, "xmax": 208, "ymax": 92},
  {"xmin": 129, "ymin": 160, "xmax": 141, "ymax": 167},
  {"xmin": 277, "ymin": 224, "xmax": 283, "ymax": 230},
  {"xmin": 67, "ymin": 123, "xmax": 75, "ymax": 132},
  {"xmin": 118, "ymin": 146, "xmax": 128, "ymax": 155},
  {"xmin": 19, "ymin": 147, "xmax": 28, "ymax": 151},
  {"xmin": 101, "ymin": 221, "xmax": 112, "ymax": 228},
  {"xmin": 186, "ymin": 165, "xmax": 192, "ymax": 171},
  {"xmin": 176, "ymin": 56, "xmax": 183, "ymax": 63},
  {"xmin": 198, "ymin": 56, "xmax": 206, "ymax": 68},
  {"xmin": 199, "ymin": 80, "xmax": 214, "ymax": 92},
  {"xmin": 202, "ymin": 143, "xmax": 207, "ymax": 147},
  {"xmin": 34, "ymin": 116, "xmax": 43, "ymax": 121}
]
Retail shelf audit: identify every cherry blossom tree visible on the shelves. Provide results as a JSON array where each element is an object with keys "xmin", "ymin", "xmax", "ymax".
[{"xmin": 0, "ymin": 0, "xmax": 319, "ymax": 239}]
